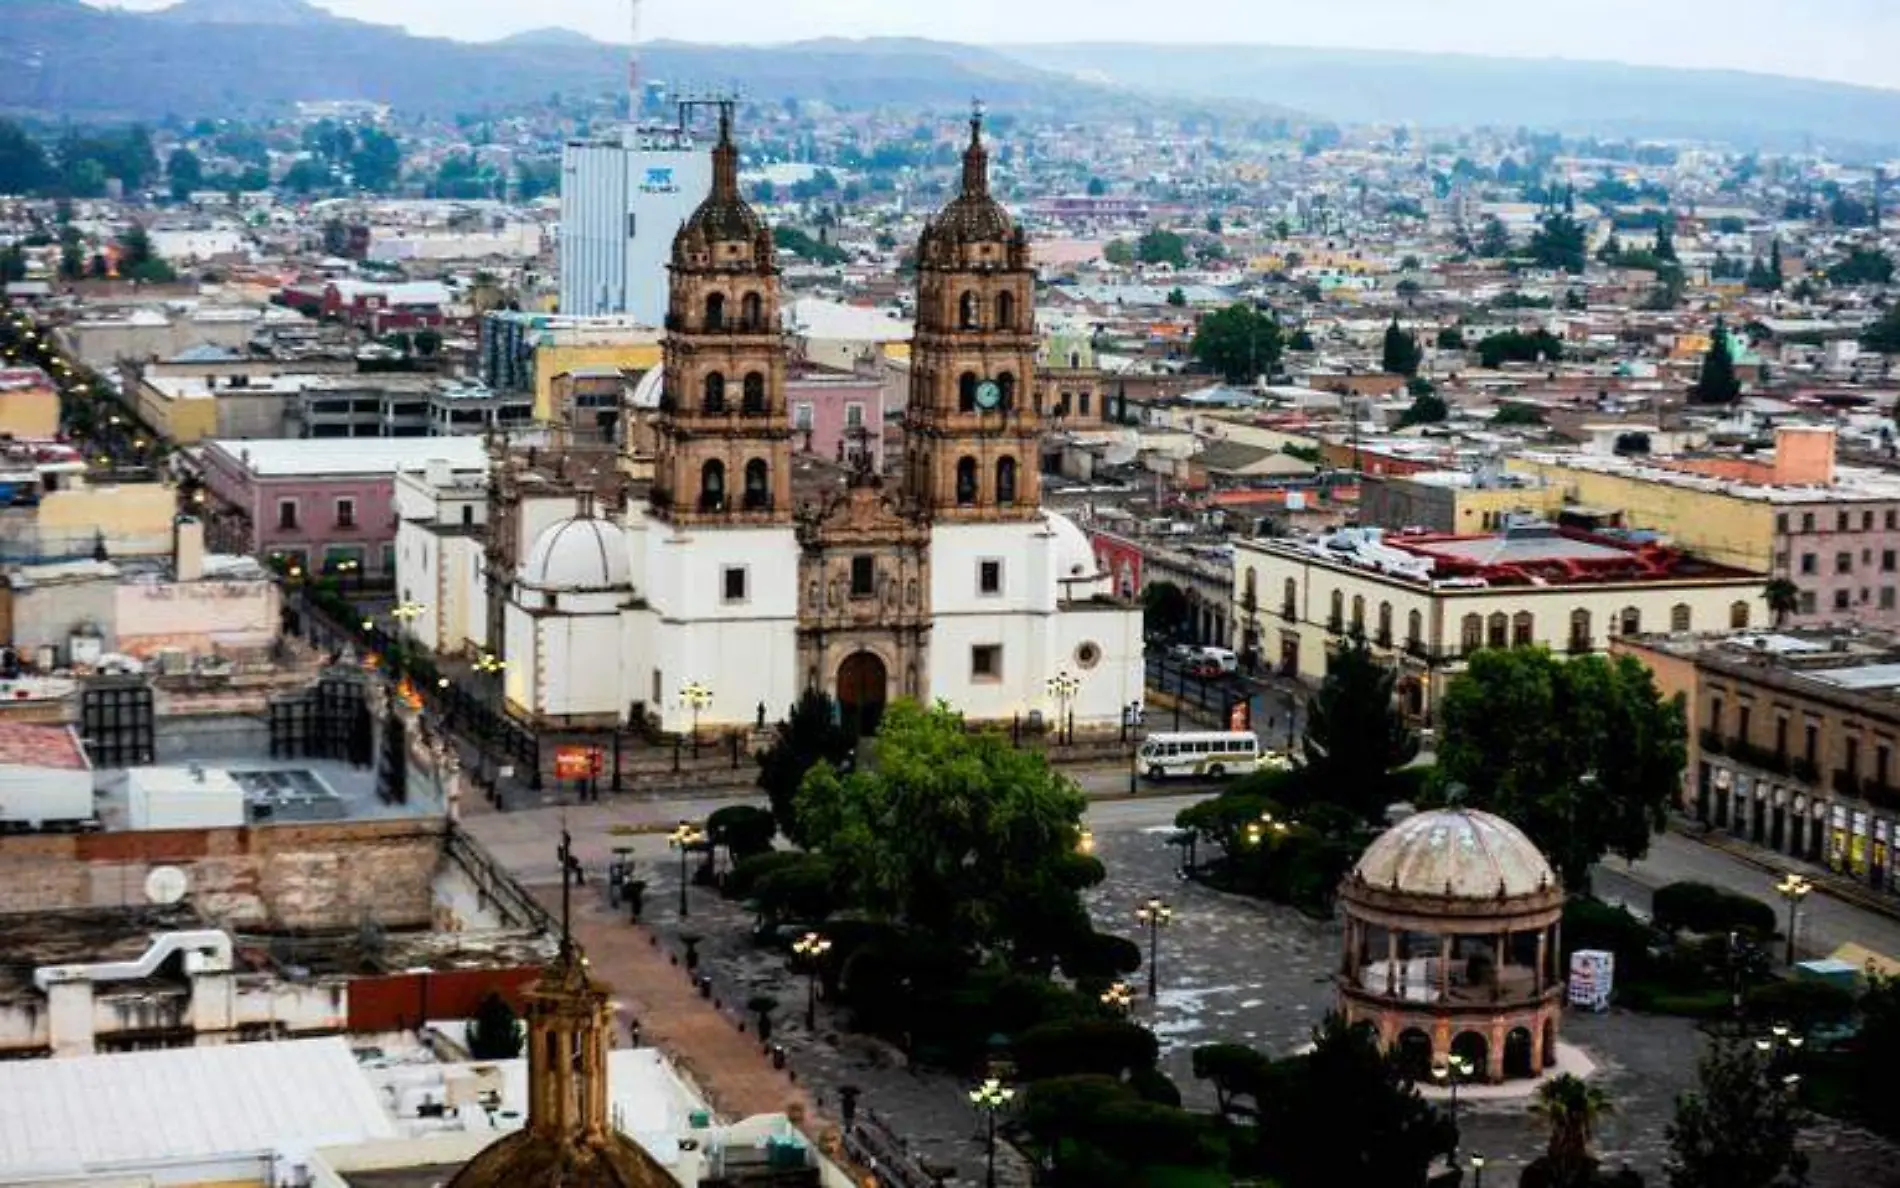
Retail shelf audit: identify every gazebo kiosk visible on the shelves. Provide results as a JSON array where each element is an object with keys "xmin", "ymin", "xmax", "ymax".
[{"xmin": 1336, "ymin": 808, "xmax": 1566, "ymax": 1083}]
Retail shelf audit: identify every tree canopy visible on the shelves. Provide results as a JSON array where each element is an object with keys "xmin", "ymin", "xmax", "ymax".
[
  {"xmin": 1829, "ymin": 246, "xmax": 1894, "ymax": 287},
  {"xmin": 1136, "ymin": 227, "xmax": 1189, "ymax": 268},
  {"xmin": 1398, "ymin": 390, "xmax": 1448, "ymax": 427},
  {"xmin": 1190, "ymin": 302, "xmax": 1282, "ymax": 384},
  {"xmin": 1665, "ymin": 1042, "xmax": 1808, "ymax": 1188},
  {"xmin": 1691, "ymin": 318, "xmax": 1743, "ymax": 404},
  {"xmin": 1253, "ymin": 1015, "xmax": 1457, "ymax": 1188},
  {"xmin": 1528, "ymin": 211, "xmax": 1589, "ymax": 273},
  {"xmin": 794, "ymin": 701, "xmax": 1091, "ymax": 959},
  {"xmin": 1381, "ymin": 319, "xmax": 1423, "ymax": 376},
  {"xmin": 1301, "ymin": 633, "xmax": 1419, "ymax": 821},
  {"xmin": 1478, "ymin": 328, "xmax": 1566, "ymax": 369},
  {"xmin": 1435, "ymin": 648, "xmax": 1686, "ymax": 888},
  {"xmin": 757, "ymin": 688, "xmax": 855, "ymax": 845}
]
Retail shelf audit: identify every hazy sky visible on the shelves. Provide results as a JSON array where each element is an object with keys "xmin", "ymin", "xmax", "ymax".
[{"xmin": 89, "ymin": 0, "xmax": 1900, "ymax": 91}]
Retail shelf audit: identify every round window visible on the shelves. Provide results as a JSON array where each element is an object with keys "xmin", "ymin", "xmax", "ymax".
[{"xmin": 1075, "ymin": 641, "xmax": 1102, "ymax": 669}]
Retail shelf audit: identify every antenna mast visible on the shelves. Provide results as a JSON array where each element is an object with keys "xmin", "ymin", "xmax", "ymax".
[{"xmin": 627, "ymin": 0, "xmax": 642, "ymax": 131}]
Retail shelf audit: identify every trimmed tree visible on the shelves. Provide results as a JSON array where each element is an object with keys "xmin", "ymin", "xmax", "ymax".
[
  {"xmin": 1692, "ymin": 318, "xmax": 1743, "ymax": 404},
  {"xmin": 1665, "ymin": 1042, "xmax": 1809, "ymax": 1188}
]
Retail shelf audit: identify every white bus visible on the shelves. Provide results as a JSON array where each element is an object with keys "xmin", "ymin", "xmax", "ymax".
[{"xmin": 1137, "ymin": 731, "xmax": 1268, "ymax": 780}]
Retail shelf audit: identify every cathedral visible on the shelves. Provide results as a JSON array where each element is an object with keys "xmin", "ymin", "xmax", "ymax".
[{"xmin": 400, "ymin": 106, "xmax": 1142, "ymax": 737}]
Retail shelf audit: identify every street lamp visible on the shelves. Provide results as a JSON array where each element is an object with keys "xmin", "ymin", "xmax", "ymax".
[
  {"xmin": 968, "ymin": 1077, "xmax": 1014, "ymax": 1188},
  {"xmin": 1774, "ymin": 872, "xmax": 1813, "ymax": 967},
  {"xmin": 1137, "ymin": 897, "xmax": 1173, "ymax": 999},
  {"xmin": 681, "ymin": 681, "xmax": 713, "ymax": 758},
  {"xmin": 1432, "ymin": 1054, "xmax": 1475, "ymax": 1155},
  {"xmin": 1471, "ymin": 1154, "xmax": 1486, "ymax": 1188},
  {"xmin": 668, "ymin": 820, "xmax": 705, "ymax": 918},
  {"xmin": 792, "ymin": 931, "xmax": 832, "ymax": 1030},
  {"xmin": 1046, "ymin": 670, "xmax": 1081, "ymax": 745},
  {"xmin": 1076, "ymin": 827, "xmax": 1095, "ymax": 855},
  {"xmin": 1100, "ymin": 980, "xmax": 1133, "ymax": 1015},
  {"xmin": 1755, "ymin": 1023, "xmax": 1806, "ymax": 1093},
  {"xmin": 391, "ymin": 600, "xmax": 426, "ymax": 633}
]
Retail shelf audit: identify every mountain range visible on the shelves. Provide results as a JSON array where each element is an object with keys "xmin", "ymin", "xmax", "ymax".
[
  {"xmin": 5, "ymin": 1, "xmax": 1153, "ymax": 121},
  {"xmin": 17, "ymin": 0, "xmax": 1900, "ymax": 154},
  {"xmin": 1002, "ymin": 42, "xmax": 1900, "ymax": 154}
]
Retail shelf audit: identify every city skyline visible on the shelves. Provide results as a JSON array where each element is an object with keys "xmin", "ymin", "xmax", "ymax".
[{"xmin": 84, "ymin": 0, "xmax": 1900, "ymax": 95}]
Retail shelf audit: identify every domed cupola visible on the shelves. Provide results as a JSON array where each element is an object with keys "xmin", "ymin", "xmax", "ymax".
[
  {"xmin": 917, "ymin": 103, "xmax": 1028, "ymax": 271},
  {"xmin": 671, "ymin": 105, "xmax": 774, "ymax": 275},
  {"xmin": 520, "ymin": 493, "xmax": 631, "ymax": 592}
]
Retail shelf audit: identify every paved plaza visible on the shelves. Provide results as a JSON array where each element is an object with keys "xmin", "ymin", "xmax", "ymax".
[{"xmin": 472, "ymin": 793, "xmax": 1900, "ymax": 1187}]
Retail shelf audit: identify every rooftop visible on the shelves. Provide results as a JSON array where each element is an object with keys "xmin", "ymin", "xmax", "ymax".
[
  {"xmin": 1248, "ymin": 522, "xmax": 1760, "ymax": 589},
  {"xmin": 0, "ymin": 721, "xmax": 88, "ymax": 770},
  {"xmin": 208, "ymin": 436, "xmax": 488, "ymax": 479}
]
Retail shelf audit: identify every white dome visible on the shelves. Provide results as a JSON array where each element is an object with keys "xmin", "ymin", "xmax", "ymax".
[
  {"xmin": 1353, "ymin": 809, "xmax": 1557, "ymax": 900},
  {"xmin": 1044, "ymin": 511, "xmax": 1107, "ymax": 592},
  {"xmin": 521, "ymin": 516, "xmax": 631, "ymax": 591},
  {"xmin": 628, "ymin": 367, "xmax": 663, "ymax": 410}
]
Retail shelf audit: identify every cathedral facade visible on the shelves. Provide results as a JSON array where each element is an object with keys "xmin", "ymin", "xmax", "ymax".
[{"xmin": 401, "ymin": 107, "xmax": 1143, "ymax": 736}]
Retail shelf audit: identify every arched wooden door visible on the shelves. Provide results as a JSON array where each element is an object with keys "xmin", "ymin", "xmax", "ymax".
[{"xmin": 837, "ymin": 651, "xmax": 889, "ymax": 739}]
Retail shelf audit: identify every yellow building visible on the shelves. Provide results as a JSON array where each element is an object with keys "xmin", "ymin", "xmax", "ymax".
[
  {"xmin": 533, "ymin": 341, "xmax": 662, "ymax": 421},
  {"xmin": 1508, "ymin": 452, "xmax": 1780, "ymax": 574},
  {"xmin": 1234, "ymin": 524, "xmax": 1766, "ymax": 720}
]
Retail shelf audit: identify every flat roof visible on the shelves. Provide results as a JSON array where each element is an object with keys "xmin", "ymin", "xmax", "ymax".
[
  {"xmin": 1808, "ymin": 664, "xmax": 1900, "ymax": 692},
  {"xmin": 0, "ymin": 721, "xmax": 88, "ymax": 771},
  {"xmin": 0, "ymin": 1037, "xmax": 396, "ymax": 1180},
  {"xmin": 208, "ymin": 436, "xmax": 487, "ymax": 478}
]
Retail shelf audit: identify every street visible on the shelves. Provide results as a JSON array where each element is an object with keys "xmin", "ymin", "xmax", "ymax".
[{"xmin": 1593, "ymin": 828, "xmax": 1900, "ymax": 965}]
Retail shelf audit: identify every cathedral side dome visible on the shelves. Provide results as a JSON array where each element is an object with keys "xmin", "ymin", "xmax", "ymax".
[
  {"xmin": 522, "ymin": 514, "xmax": 631, "ymax": 591},
  {"xmin": 448, "ymin": 1128, "xmax": 676, "ymax": 1188},
  {"xmin": 1045, "ymin": 511, "xmax": 1109, "ymax": 596},
  {"xmin": 1351, "ymin": 808, "xmax": 1558, "ymax": 900}
]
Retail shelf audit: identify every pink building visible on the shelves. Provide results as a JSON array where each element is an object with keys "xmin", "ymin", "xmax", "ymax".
[
  {"xmin": 788, "ymin": 361, "xmax": 887, "ymax": 471},
  {"xmin": 198, "ymin": 437, "xmax": 486, "ymax": 578}
]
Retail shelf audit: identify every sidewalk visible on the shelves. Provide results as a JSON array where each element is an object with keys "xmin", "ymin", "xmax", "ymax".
[{"xmin": 525, "ymin": 879, "xmax": 845, "ymax": 1149}]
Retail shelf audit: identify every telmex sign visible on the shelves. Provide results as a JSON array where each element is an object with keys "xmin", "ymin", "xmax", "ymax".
[{"xmin": 640, "ymin": 167, "xmax": 678, "ymax": 194}]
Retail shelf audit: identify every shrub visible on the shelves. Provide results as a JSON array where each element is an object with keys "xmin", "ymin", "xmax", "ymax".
[
  {"xmin": 753, "ymin": 857, "xmax": 838, "ymax": 926},
  {"xmin": 727, "ymin": 851, "xmax": 811, "ymax": 900},
  {"xmin": 1014, "ymin": 1018, "xmax": 1161, "ymax": 1081},
  {"xmin": 1128, "ymin": 1066, "xmax": 1183, "ymax": 1106},
  {"xmin": 1059, "ymin": 930, "xmax": 1143, "ymax": 983},
  {"xmin": 1652, "ymin": 881, "xmax": 1777, "ymax": 938},
  {"xmin": 1744, "ymin": 978, "xmax": 1856, "ymax": 1030},
  {"xmin": 707, "ymin": 804, "xmax": 777, "ymax": 862}
]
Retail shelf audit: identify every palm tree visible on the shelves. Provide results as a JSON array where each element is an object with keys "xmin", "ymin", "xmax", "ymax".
[
  {"xmin": 1763, "ymin": 578, "xmax": 1801, "ymax": 628},
  {"xmin": 1530, "ymin": 1073, "xmax": 1614, "ymax": 1186}
]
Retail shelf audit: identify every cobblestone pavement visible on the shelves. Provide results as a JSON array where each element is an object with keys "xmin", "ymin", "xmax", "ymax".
[
  {"xmin": 1081, "ymin": 826, "xmax": 1900, "ymax": 1187},
  {"xmin": 637, "ymin": 866, "xmax": 1036, "ymax": 1188},
  {"xmin": 617, "ymin": 814, "xmax": 1900, "ymax": 1188}
]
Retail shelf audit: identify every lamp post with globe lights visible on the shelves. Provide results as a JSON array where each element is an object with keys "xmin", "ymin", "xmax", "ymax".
[
  {"xmin": 792, "ymin": 931, "xmax": 832, "ymax": 1030},
  {"xmin": 968, "ymin": 1077, "xmax": 1014, "ymax": 1188},
  {"xmin": 1774, "ymin": 872, "xmax": 1813, "ymax": 967},
  {"xmin": 1046, "ymin": 670, "xmax": 1081, "ymax": 745},
  {"xmin": 1432, "ymin": 1054, "xmax": 1475, "ymax": 1158},
  {"xmin": 681, "ymin": 681, "xmax": 713, "ymax": 758},
  {"xmin": 668, "ymin": 820, "xmax": 705, "ymax": 918},
  {"xmin": 1137, "ymin": 897, "xmax": 1173, "ymax": 999},
  {"xmin": 1100, "ymin": 980, "xmax": 1134, "ymax": 1016}
]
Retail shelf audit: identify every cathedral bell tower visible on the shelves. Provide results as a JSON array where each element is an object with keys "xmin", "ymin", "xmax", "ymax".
[
  {"xmin": 904, "ymin": 104, "xmax": 1043, "ymax": 522},
  {"xmin": 650, "ymin": 103, "xmax": 792, "ymax": 527}
]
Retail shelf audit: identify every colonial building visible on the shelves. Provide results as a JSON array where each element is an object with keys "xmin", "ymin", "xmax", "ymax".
[
  {"xmin": 1234, "ymin": 521, "xmax": 1767, "ymax": 720},
  {"xmin": 401, "ymin": 106, "xmax": 1143, "ymax": 736}
]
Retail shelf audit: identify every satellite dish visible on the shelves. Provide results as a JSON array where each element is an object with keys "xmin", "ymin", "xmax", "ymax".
[{"xmin": 144, "ymin": 865, "xmax": 189, "ymax": 905}]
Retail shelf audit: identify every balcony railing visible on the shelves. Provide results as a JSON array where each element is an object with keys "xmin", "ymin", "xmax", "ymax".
[
  {"xmin": 1725, "ymin": 738, "xmax": 1791, "ymax": 777},
  {"xmin": 1375, "ymin": 631, "xmax": 1393, "ymax": 648},
  {"xmin": 1832, "ymin": 768, "xmax": 1861, "ymax": 797},
  {"xmin": 1567, "ymin": 637, "xmax": 1594, "ymax": 655},
  {"xmin": 1698, "ymin": 728, "xmax": 1726, "ymax": 756},
  {"xmin": 1327, "ymin": 615, "xmax": 1344, "ymax": 633},
  {"xmin": 1791, "ymin": 757, "xmax": 1820, "ymax": 783},
  {"xmin": 1281, "ymin": 602, "xmax": 1297, "ymax": 621}
]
